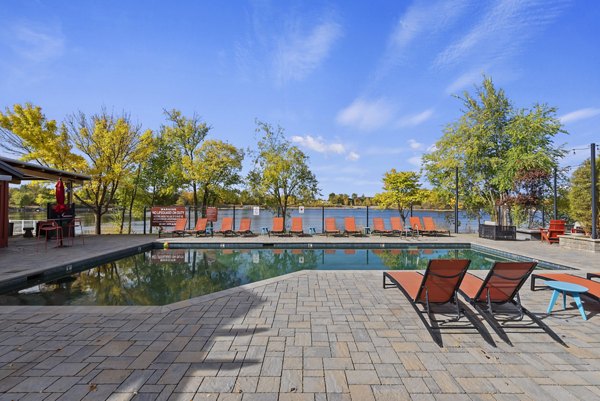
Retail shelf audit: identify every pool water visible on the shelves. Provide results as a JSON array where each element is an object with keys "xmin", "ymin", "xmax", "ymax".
[{"xmin": 0, "ymin": 247, "xmax": 518, "ymax": 306}]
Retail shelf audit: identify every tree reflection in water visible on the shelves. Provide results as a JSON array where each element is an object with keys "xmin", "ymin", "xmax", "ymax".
[{"xmin": 0, "ymin": 248, "xmax": 506, "ymax": 306}]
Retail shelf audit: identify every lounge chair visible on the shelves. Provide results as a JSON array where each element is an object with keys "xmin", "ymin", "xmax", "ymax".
[
  {"xmin": 423, "ymin": 216, "xmax": 450, "ymax": 236},
  {"xmin": 540, "ymin": 219, "xmax": 565, "ymax": 244},
  {"xmin": 383, "ymin": 259, "xmax": 471, "ymax": 319},
  {"xmin": 531, "ymin": 272, "xmax": 600, "ymax": 302},
  {"xmin": 215, "ymin": 217, "xmax": 236, "ymax": 236},
  {"xmin": 159, "ymin": 217, "xmax": 187, "ymax": 238},
  {"xmin": 290, "ymin": 217, "xmax": 305, "ymax": 236},
  {"xmin": 587, "ymin": 273, "xmax": 600, "ymax": 281},
  {"xmin": 185, "ymin": 217, "xmax": 208, "ymax": 237},
  {"xmin": 343, "ymin": 217, "xmax": 362, "ymax": 236},
  {"xmin": 269, "ymin": 217, "xmax": 286, "ymax": 237},
  {"xmin": 390, "ymin": 217, "xmax": 412, "ymax": 238},
  {"xmin": 235, "ymin": 218, "xmax": 255, "ymax": 236},
  {"xmin": 324, "ymin": 217, "xmax": 340, "ymax": 236},
  {"xmin": 410, "ymin": 216, "xmax": 429, "ymax": 236},
  {"xmin": 372, "ymin": 217, "xmax": 392, "ymax": 236},
  {"xmin": 460, "ymin": 262, "xmax": 565, "ymax": 345}
]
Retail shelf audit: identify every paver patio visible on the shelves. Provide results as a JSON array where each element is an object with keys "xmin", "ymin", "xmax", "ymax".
[{"xmin": 1, "ymin": 234, "xmax": 599, "ymax": 400}]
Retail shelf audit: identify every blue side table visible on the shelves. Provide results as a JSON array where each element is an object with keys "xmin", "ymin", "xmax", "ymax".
[{"xmin": 544, "ymin": 280, "xmax": 588, "ymax": 320}]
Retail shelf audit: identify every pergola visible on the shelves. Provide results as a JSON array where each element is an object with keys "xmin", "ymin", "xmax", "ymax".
[{"xmin": 0, "ymin": 156, "xmax": 90, "ymax": 248}]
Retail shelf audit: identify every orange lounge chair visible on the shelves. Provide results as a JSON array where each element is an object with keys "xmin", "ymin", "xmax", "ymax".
[
  {"xmin": 459, "ymin": 262, "xmax": 563, "ymax": 345},
  {"xmin": 423, "ymin": 216, "xmax": 450, "ymax": 237},
  {"xmin": 324, "ymin": 217, "xmax": 341, "ymax": 236},
  {"xmin": 390, "ymin": 217, "xmax": 412, "ymax": 237},
  {"xmin": 185, "ymin": 217, "xmax": 208, "ymax": 237},
  {"xmin": 383, "ymin": 259, "xmax": 471, "ymax": 319},
  {"xmin": 531, "ymin": 272, "xmax": 600, "ymax": 303},
  {"xmin": 235, "ymin": 218, "xmax": 255, "ymax": 236},
  {"xmin": 540, "ymin": 219, "xmax": 565, "ymax": 244},
  {"xmin": 159, "ymin": 217, "xmax": 187, "ymax": 238},
  {"xmin": 215, "ymin": 217, "xmax": 236, "ymax": 236},
  {"xmin": 410, "ymin": 216, "xmax": 429, "ymax": 236},
  {"xmin": 343, "ymin": 217, "xmax": 362, "ymax": 236},
  {"xmin": 372, "ymin": 217, "xmax": 392, "ymax": 236},
  {"xmin": 587, "ymin": 272, "xmax": 600, "ymax": 281},
  {"xmin": 290, "ymin": 217, "xmax": 305, "ymax": 236},
  {"xmin": 269, "ymin": 217, "xmax": 286, "ymax": 237}
]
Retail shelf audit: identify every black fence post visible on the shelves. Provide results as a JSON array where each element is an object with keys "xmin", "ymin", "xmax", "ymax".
[
  {"xmin": 455, "ymin": 166, "xmax": 459, "ymax": 234},
  {"xmin": 143, "ymin": 206, "xmax": 147, "ymax": 235},
  {"xmin": 188, "ymin": 206, "xmax": 192, "ymax": 229},
  {"xmin": 553, "ymin": 167, "xmax": 558, "ymax": 220},
  {"xmin": 591, "ymin": 143, "xmax": 597, "ymax": 239},
  {"xmin": 233, "ymin": 205, "xmax": 236, "ymax": 229},
  {"xmin": 366, "ymin": 205, "xmax": 369, "ymax": 228}
]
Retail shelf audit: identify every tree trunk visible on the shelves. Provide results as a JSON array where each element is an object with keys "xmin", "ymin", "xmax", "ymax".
[
  {"xmin": 128, "ymin": 166, "xmax": 142, "ymax": 234},
  {"xmin": 192, "ymin": 182, "xmax": 199, "ymax": 221},
  {"xmin": 95, "ymin": 209, "xmax": 102, "ymax": 235}
]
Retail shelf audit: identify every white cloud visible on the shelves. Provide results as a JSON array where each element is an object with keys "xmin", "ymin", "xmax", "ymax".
[
  {"xmin": 445, "ymin": 68, "xmax": 487, "ymax": 94},
  {"xmin": 346, "ymin": 151, "xmax": 360, "ymax": 161},
  {"xmin": 408, "ymin": 139, "xmax": 423, "ymax": 150},
  {"xmin": 274, "ymin": 20, "xmax": 342, "ymax": 84},
  {"xmin": 290, "ymin": 135, "xmax": 346, "ymax": 154},
  {"xmin": 397, "ymin": 109, "xmax": 434, "ymax": 127},
  {"xmin": 435, "ymin": 0, "xmax": 568, "ymax": 68},
  {"xmin": 10, "ymin": 24, "xmax": 65, "ymax": 62},
  {"xmin": 559, "ymin": 108, "xmax": 600, "ymax": 124},
  {"xmin": 336, "ymin": 98, "xmax": 394, "ymax": 131}
]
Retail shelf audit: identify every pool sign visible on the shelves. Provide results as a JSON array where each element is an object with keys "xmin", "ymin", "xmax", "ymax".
[
  {"xmin": 206, "ymin": 207, "xmax": 218, "ymax": 222},
  {"xmin": 299, "ymin": 206, "xmax": 304, "ymax": 214},
  {"xmin": 253, "ymin": 206, "xmax": 260, "ymax": 216},
  {"xmin": 151, "ymin": 206, "xmax": 185, "ymax": 227}
]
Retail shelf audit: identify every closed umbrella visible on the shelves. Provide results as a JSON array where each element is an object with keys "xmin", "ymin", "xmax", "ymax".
[{"xmin": 53, "ymin": 178, "xmax": 68, "ymax": 214}]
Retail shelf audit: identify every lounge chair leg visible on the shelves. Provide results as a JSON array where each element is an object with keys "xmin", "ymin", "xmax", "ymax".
[
  {"xmin": 454, "ymin": 292, "xmax": 461, "ymax": 320},
  {"xmin": 472, "ymin": 302, "xmax": 513, "ymax": 346},
  {"xmin": 486, "ymin": 288, "xmax": 494, "ymax": 315},
  {"xmin": 515, "ymin": 293, "xmax": 524, "ymax": 321}
]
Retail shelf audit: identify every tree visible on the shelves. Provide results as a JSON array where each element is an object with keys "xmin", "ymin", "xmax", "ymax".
[
  {"xmin": 138, "ymin": 133, "xmax": 183, "ymax": 206},
  {"xmin": 569, "ymin": 157, "xmax": 600, "ymax": 233},
  {"xmin": 248, "ymin": 121, "xmax": 319, "ymax": 227},
  {"xmin": 162, "ymin": 109, "xmax": 211, "ymax": 217},
  {"xmin": 0, "ymin": 103, "xmax": 85, "ymax": 170},
  {"xmin": 185, "ymin": 139, "xmax": 244, "ymax": 215},
  {"xmin": 65, "ymin": 109, "xmax": 152, "ymax": 234},
  {"xmin": 373, "ymin": 170, "xmax": 423, "ymax": 225},
  {"xmin": 422, "ymin": 76, "xmax": 565, "ymax": 223}
]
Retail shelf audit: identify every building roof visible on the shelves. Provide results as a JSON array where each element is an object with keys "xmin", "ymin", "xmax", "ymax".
[{"xmin": 0, "ymin": 156, "xmax": 91, "ymax": 184}]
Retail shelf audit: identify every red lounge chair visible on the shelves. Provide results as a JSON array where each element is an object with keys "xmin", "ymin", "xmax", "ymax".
[
  {"xmin": 159, "ymin": 218, "xmax": 187, "ymax": 238},
  {"xmin": 215, "ymin": 217, "xmax": 236, "ymax": 236},
  {"xmin": 290, "ymin": 217, "xmax": 305, "ymax": 236},
  {"xmin": 344, "ymin": 217, "xmax": 362, "ymax": 236},
  {"xmin": 390, "ymin": 217, "xmax": 412, "ymax": 238},
  {"xmin": 531, "ymin": 272, "xmax": 600, "ymax": 302},
  {"xmin": 186, "ymin": 218, "xmax": 208, "ymax": 237},
  {"xmin": 235, "ymin": 218, "xmax": 255, "ymax": 236},
  {"xmin": 410, "ymin": 216, "xmax": 429, "ymax": 236},
  {"xmin": 372, "ymin": 217, "xmax": 392, "ymax": 236},
  {"xmin": 324, "ymin": 218, "xmax": 340, "ymax": 236},
  {"xmin": 269, "ymin": 217, "xmax": 286, "ymax": 237},
  {"xmin": 384, "ymin": 259, "xmax": 471, "ymax": 319},
  {"xmin": 459, "ymin": 262, "xmax": 565, "ymax": 345},
  {"xmin": 423, "ymin": 216, "xmax": 450, "ymax": 237},
  {"xmin": 540, "ymin": 219, "xmax": 565, "ymax": 244}
]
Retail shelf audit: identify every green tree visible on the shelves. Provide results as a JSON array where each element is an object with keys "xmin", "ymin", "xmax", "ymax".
[
  {"xmin": 373, "ymin": 169, "xmax": 423, "ymax": 225},
  {"xmin": 162, "ymin": 109, "xmax": 211, "ymax": 218},
  {"xmin": 185, "ymin": 139, "xmax": 244, "ymax": 215},
  {"xmin": 0, "ymin": 103, "xmax": 85, "ymax": 170},
  {"xmin": 422, "ymin": 77, "xmax": 565, "ymax": 223},
  {"xmin": 65, "ymin": 109, "xmax": 152, "ymax": 234},
  {"xmin": 248, "ymin": 121, "xmax": 319, "ymax": 227},
  {"xmin": 569, "ymin": 157, "xmax": 600, "ymax": 233},
  {"xmin": 139, "ymin": 133, "xmax": 182, "ymax": 206}
]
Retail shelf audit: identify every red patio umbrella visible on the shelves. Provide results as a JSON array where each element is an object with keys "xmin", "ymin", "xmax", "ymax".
[{"xmin": 53, "ymin": 178, "xmax": 68, "ymax": 214}]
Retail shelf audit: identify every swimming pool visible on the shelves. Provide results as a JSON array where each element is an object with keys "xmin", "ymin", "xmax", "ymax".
[{"xmin": 0, "ymin": 246, "xmax": 552, "ymax": 306}]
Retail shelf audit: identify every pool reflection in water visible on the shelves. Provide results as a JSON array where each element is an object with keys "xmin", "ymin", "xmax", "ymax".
[{"xmin": 1, "ymin": 248, "xmax": 511, "ymax": 306}]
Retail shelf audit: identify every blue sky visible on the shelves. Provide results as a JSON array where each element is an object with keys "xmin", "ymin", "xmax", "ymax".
[{"xmin": 1, "ymin": 0, "xmax": 599, "ymax": 197}]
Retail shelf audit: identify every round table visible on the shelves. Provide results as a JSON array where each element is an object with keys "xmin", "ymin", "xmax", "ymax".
[{"xmin": 544, "ymin": 280, "xmax": 588, "ymax": 320}]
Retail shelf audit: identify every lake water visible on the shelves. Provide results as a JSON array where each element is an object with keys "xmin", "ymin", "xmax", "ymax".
[{"xmin": 9, "ymin": 207, "xmax": 486, "ymax": 235}]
